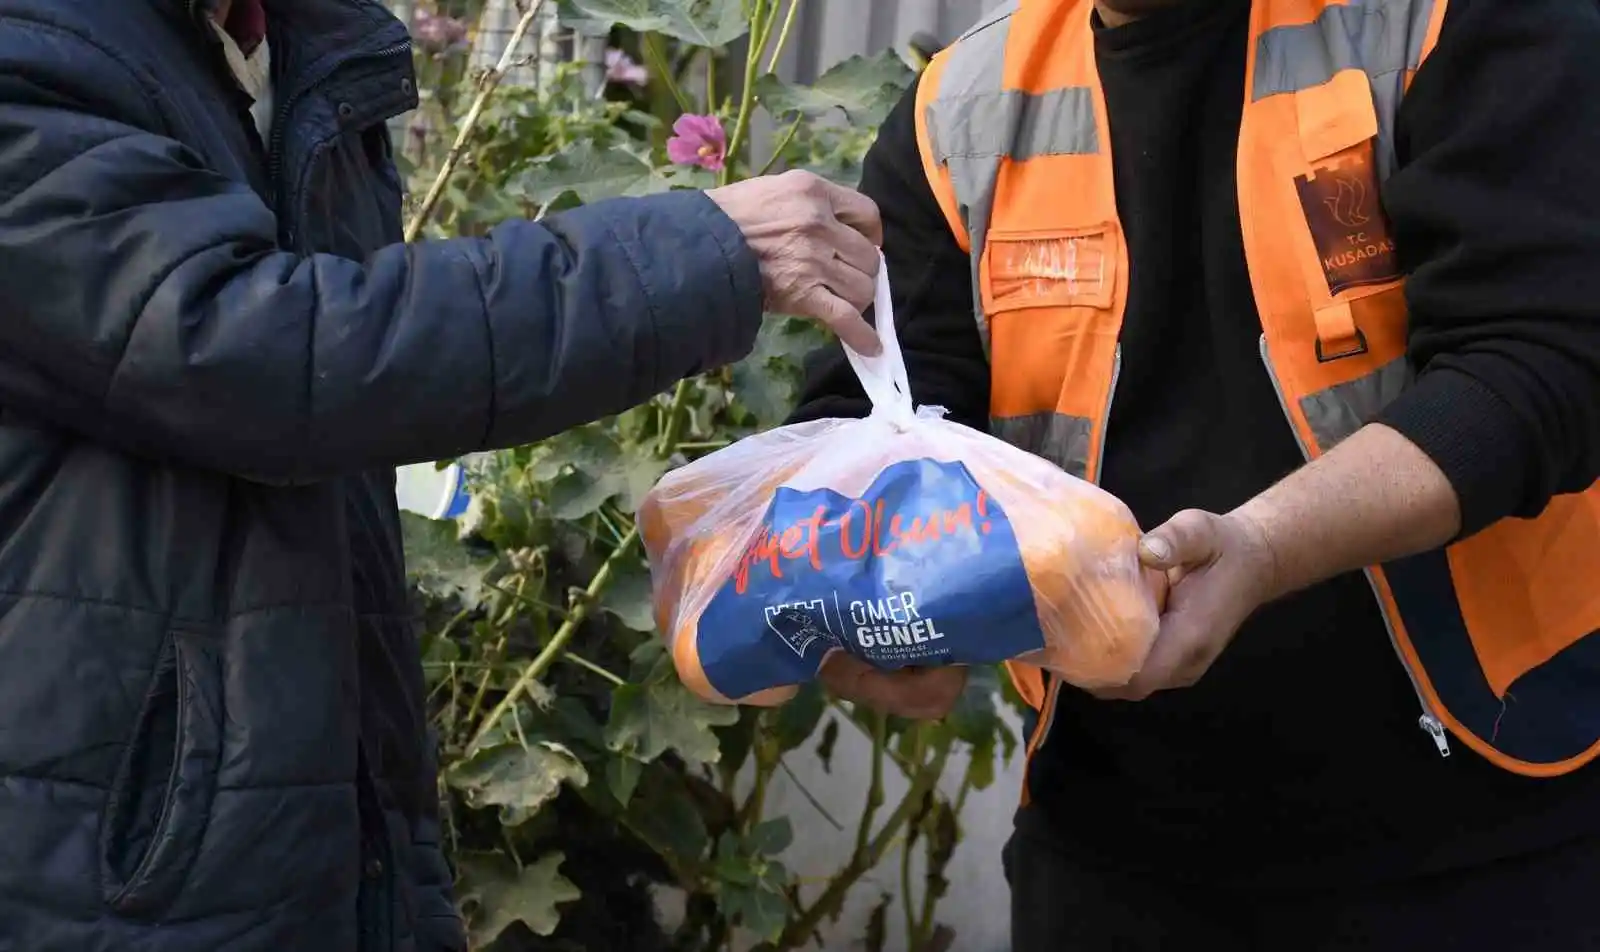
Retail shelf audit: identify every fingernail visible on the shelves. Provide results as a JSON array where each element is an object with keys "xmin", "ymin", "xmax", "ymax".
[{"xmin": 1139, "ymin": 536, "xmax": 1171, "ymax": 563}]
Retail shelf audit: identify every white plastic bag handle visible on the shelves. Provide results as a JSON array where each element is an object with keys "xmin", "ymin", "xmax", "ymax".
[{"xmin": 842, "ymin": 250, "xmax": 915, "ymax": 425}]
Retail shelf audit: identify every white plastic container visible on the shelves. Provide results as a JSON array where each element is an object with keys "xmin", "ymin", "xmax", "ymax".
[{"xmin": 395, "ymin": 459, "xmax": 472, "ymax": 520}]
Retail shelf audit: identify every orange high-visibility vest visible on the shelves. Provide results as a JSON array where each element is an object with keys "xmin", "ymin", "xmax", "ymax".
[{"xmin": 914, "ymin": 0, "xmax": 1600, "ymax": 789}]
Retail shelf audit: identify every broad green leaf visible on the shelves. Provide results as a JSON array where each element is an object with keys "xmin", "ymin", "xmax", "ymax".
[
  {"xmin": 400, "ymin": 511, "xmax": 491, "ymax": 605},
  {"xmin": 755, "ymin": 51, "xmax": 915, "ymax": 127},
  {"xmin": 624, "ymin": 763, "xmax": 711, "ymax": 865},
  {"xmin": 746, "ymin": 817, "xmax": 793, "ymax": 856},
  {"xmin": 549, "ymin": 695, "xmax": 609, "ymax": 754},
  {"xmin": 558, "ymin": 0, "xmax": 749, "ymax": 47},
  {"xmin": 460, "ymin": 451, "xmax": 542, "ymax": 550},
  {"xmin": 626, "ymin": 638, "xmax": 670, "ymax": 682},
  {"xmin": 458, "ymin": 851, "xmax": 581, "ymax": 943},
  {"xmin": 728, "ymin": 315, "xmax": 826, "ymax": 427},
  {"xmin": 659, "ymin": 162, "xmax": 720, "ymax": 191},
  {"xmin": 422, "ymin": 632, "xmax": 460, "ymax": 665},
  {"xmin": 712, "ymin": 831, "xmax": 756, "ymax": 885},
  {"xmin": 964, "ymin": 731, "xmax": 997, "ymax": 792},
  {"xmin": 946, "ymin": 664, "xmax": 1004, "ymax": 746},
  {"xmin": 599, "ymin": 556, "xmax": 657, "ymax": 632},
  {"xmin": 605, "ymin": 675, "xmax": 740, "ymax": 765},
  {"xmin": 534, "ymin": 427, "xmax": 670, "ymax": 520},
  {"xmin": 719, "ymin": 879, "xmax": 788, "ymax": 941},
  {"xmin": 445, "ymin": 740, "xmax": 589, "ymax": 827},
  {"xmin": 516, "ymin": 142, "xmax": 676, "ymax": 206},
  {"xmin": 552, "ymin": 3, "xmax": 613, "ymax": 37},
  {"xmin": 768, "ymin": 681, "xmax": 825, "ymax": 753},
  {"xmin": 607, "ymin": 755, "xmax": 643, "ymax": 807}
]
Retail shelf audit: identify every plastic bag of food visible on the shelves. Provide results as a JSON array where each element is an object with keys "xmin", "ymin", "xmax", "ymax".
[{"xmin": 640, "ymin": 255, "xmax": 1164, "ymax": 705}]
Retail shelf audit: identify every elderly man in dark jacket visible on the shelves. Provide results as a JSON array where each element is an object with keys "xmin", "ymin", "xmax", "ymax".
[{"xmin": 0, "ymin": 1, "xmax": 899, "ymax": 950}]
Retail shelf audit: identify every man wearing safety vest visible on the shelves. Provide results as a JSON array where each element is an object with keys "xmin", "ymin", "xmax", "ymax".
[{"xmin": 791, "ymin": 0, "xmax": 1600, "ymax": 947}]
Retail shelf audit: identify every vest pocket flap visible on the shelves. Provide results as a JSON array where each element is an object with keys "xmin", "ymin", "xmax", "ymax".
[
  {"xmin": 980, "ymin": 225, "xmax": 1120, "ymax": 315},
  {"xmin": 1293, "ymin": 69, "xmax": 1378, "ymax": 164}
]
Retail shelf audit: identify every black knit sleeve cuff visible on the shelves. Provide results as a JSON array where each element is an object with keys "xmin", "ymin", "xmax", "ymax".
[{"xmin": 1374, "ymin": 368, "xmax": 1534, "ymax": 538}]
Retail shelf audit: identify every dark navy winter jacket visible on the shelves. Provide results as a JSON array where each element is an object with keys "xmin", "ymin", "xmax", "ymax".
[{"xmin": 0, "ymin": 1, "xmax": 764, "ymax": 950}]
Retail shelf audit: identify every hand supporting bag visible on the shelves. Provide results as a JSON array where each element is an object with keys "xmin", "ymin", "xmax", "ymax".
[{"xmin": 640, "ymin": 253, "xmax": 1164, "ymax": 705}]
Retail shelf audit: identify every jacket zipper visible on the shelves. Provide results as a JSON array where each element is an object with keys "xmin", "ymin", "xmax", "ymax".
[
  {"xmin": 268, "ymin": 40, "xmax": 413, "ymax": 246},
  {"xmin": 1257, "ymin": 334, "xmax": 1450, "ymax": 757}
]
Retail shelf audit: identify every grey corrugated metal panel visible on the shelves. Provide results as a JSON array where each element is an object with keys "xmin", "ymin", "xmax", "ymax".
[
  {"xmin": 469, "ymin": 0, "xmax": 563, "ymax": 87},
  {"xmin": 753, "ymin": 0, "xmax": 1000, "ymax": 173},
  {"xmin": 777, "ymin": 0, "xmax": 997, "ymax": 84}
]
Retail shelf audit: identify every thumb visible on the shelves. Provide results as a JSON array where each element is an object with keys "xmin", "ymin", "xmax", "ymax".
[{"xmin": 1139, "ymin": 509, "xmax": 1220, "ymax": 570}]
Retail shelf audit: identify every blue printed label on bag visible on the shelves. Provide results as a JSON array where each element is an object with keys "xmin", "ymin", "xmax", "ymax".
[{"xmin": 696, "ymin": 458, "xmax": 1046, "ymax": 700}]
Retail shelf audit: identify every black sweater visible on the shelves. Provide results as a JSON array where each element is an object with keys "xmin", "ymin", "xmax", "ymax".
[{"xmin": 791, "ymin": 0, "xmax": 1600, "ymax": 887}]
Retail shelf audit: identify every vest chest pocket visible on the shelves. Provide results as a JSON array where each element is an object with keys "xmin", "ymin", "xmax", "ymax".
[
  {"xmin": 979, "ymin": 225, "xmax": 1125, "ymax": 481},
  {"xmin": 1279, "ymin": 71, "xmax": 1410, "ymax": 359},
  {"xmin": 1249, "ymin": 69, "xmax": 1414, "ymax": 452}
]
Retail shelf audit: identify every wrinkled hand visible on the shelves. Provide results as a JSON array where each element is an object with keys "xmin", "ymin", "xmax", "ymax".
[
  {"xmin": 707, "ymin": 169, "xmax": 883, "ymax": 356},
  {"xmin": 819, "ymin": 653, "xmax": 967, "ymax": 720},
  {"xmin": 1094, "ymin": 509, "xmax": 1280, "ymax": 701}
]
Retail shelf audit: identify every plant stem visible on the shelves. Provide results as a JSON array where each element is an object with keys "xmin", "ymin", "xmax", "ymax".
[
  {"xmin": 739, "ymin": 751, "xmax": 773, "ymax": 830},
  {"xmin": 721, "ymin": 0, "xmax": 773, "ymax": 185},
  {"xmin": 468, "ymin": 526, "xmax": 637, "ymax": 751},
  {"xmin": 705, "ymin": 46, "xmax": 718, "ymax": 112},
  {"xmin": 915, "ymin": 775, "xmax": 968, "ymax": 945},
  {"xmin": 852, "ymin": 711, "xmax": 887, "ymax": 864},
  {"xmin": 902, "ymin": 726, "xmax": 930, "ymax": 945},
  {"xmin": 642, "ymin": 32, "xmax": 694, "ymax": 114},
  {"xmin": 900, "ymin": 825, "xmax": 917, "ymax": 944},
  {"xmin": 559, "ymin": 650, "xmax": 627, "ymax": 686},
  {"xmin": 757, "ymin": 117, "xmax": 803, "ymax": 175},
  {"xmin": 404, "ymin": 0, "xmax": 546, "ymax": 243},
  {"xmin": 776, "ymin": 742, "xmax": 952, "ymax": 951},
  {"xmin": 656, "ymin": 378, "xmax": 693, "ymax": 457},
  {"xmin": 764, "ymin": 0, "xmax": 804, "ymax": 75},
  {"xmin": 471, "ymin": 355, "xmax": 700, "ymax": 750}
]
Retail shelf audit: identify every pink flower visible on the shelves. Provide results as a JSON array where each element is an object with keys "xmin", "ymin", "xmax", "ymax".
[
  {"xmin": 666, "ymin": 114, "xmax": 728, "ymax": 171},
  {"xmin": 413, "ymin": 9, "xmax": 469, "ymax": 56},
  {"xmin": 604, "ymin": 48, "xmax": 649, "ymax": 89}
]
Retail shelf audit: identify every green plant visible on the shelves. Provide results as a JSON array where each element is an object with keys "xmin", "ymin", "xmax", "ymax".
[{"xmin": 397, "ymin": 2, "xmax": 1021, "ymax": 949}]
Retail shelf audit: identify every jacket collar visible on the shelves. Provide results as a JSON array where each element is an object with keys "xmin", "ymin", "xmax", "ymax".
[{"xmin": 172, "ymin": 0, "xmax": 410, "ymax": 65}]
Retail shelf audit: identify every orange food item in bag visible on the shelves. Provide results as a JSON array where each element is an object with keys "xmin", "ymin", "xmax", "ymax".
[{"xmin": 640, "ymin": 254, "xmax": 1164, "ymax": 705}]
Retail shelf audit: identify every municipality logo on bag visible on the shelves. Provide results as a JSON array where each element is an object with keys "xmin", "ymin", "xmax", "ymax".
[
  {"xmin": 696, "ymin": 458, "xmax": 1046, "ymax": 700},
  {"xmin": 763, "ymin": 602, "xmax": 839, "ymax": 659}
]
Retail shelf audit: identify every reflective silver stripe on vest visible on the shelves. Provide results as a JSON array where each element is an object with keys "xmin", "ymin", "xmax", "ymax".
[
  {"xmin": 989, "ymin": 413, "xmax": 1094, "ymax": 481},
  {"xmin": 924, "ymin": 1, "xmax": 1104, "ymax": 477},
  {"xmin": 1299, "ymin": 355, "xmax": 1414, "ymax": 449},
  {"xmin": 1253, "ymin": 0, "xmax": 1438, "ymax": 178},
  {"xmin": 1253, "ymin": 0, "xmax": 1435, "ymax": 446},
  {"xmin": 923, "ymin": 3, "xmax": 1016, "ymax": 356},
  {"xmin": 927, "ymin": 87, "xmax": 1099, "ymax": 165}
]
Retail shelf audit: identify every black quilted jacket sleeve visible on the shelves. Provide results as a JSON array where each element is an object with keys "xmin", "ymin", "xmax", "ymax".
[{"xmin": 0, "ymin": 19, "xmax": 764, "ymax": 486}]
